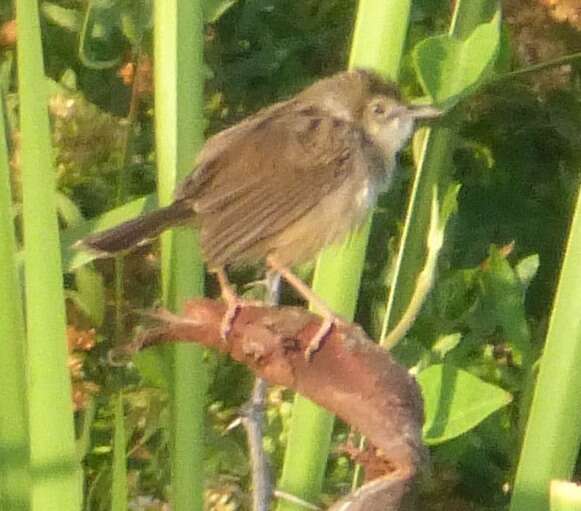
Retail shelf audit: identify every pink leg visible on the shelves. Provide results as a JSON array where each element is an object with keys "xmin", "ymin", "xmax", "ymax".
[
  {"xmin": 266, "ymin": 255, "xmax": 346, "ymax": 360},
  {"xmin": 215, "ymin": 267, "xmax": 240, "ymax": 340},
  {"xmin": 214, "ymin": 267, "xmax": 261, "ymax": 341}
]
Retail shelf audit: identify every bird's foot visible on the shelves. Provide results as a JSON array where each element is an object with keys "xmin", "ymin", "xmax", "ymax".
[
  {"xmin": 219, "ymin": 294, "xmax": 263, "ymax": 342},
  {"xmin": 265, "ymin": 255, "xmax": 351, "ymax": 361},
  {"xmin": 304, "ymin": 314, "xmax": 349, "ymax": 361},
  {"xmin": 213, "ymin": 267, "xmax": 259, "ymax": 342}
]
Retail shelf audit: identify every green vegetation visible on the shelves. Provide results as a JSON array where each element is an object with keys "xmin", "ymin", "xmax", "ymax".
[{"xmin": 2, "ymin": 0, "xmax": 581, "ymax": 509}]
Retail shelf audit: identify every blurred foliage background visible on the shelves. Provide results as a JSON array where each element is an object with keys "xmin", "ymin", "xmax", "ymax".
[{"xmin": 2, "ymin": 0, "xmax": 581, "ymax": 509}]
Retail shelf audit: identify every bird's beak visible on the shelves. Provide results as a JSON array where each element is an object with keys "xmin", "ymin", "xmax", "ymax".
[{"xmin": 407, "ymin": 105, "xmax": 443, "ymax": 120}]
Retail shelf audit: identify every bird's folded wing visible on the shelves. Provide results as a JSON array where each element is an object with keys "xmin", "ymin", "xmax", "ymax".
[{"xmin": 176, "ymin": 103, "xmax": 368, "ymax": 264}]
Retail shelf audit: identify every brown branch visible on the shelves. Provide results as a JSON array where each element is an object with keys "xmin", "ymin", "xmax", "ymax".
[{"xmin": 133, "ymin": 299, "xmax": 426, "ymax": 511}]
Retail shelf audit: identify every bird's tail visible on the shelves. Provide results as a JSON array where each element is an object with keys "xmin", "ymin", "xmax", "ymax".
[{"xmin": 75, "ymin": 200, "xmax": 193, "ymax": 256}]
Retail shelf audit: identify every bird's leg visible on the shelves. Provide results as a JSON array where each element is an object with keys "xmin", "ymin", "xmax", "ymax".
[
  {"xmin": 266, "ymin": 255, "xmax": 347, "ymax": 360},
  {"xmin": 214, "ymin": 267, "xmax": 240, "ymax": 341},
  {"xmin": 214, "ymin": 267, "xmax": 263, "ymax": 341}
]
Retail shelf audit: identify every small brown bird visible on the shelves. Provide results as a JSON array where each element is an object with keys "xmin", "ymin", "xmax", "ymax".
[{"xmin": 77, "ymin": 69, "xmax": 440, "ymax": 352}]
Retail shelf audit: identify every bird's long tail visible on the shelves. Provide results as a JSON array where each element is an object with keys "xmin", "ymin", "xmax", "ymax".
[{"xmin": 75, "ymin": 200, "xmax": 194, "ymax": 256}]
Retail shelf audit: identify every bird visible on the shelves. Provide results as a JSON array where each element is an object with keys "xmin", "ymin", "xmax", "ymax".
[{"xmin": 77, "ymin": 68, "xmax": 441, "ymax": 356}]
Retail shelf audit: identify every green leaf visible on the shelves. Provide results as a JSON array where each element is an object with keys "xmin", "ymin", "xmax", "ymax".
[
  {"xmin": 79, "ymin": 0, "xmax": 123, "ymax": 69},
  {"xmin": 516, "ymin": 254, "xmax": 540, "ymax": 292},
  {"xmin": 57, "ymin": 191, "xmax": 83, "ymax": 227},
  {"xmin": 120, "ymin": 1, "xmax": 152, "ymax": 45},
  {"xmin": 120, "ymin": 10, "xmax": 137, "ymax": 44},
  {"xmin": 439, "ymin": 182, "xmax": 461, "ymax": 227},
  {"xmin": 431, "ymin": 333, "xmax": 462, "ymax": 359},
  {"xmin": 42, "ymin": 2, "xmax": 83, "ymax": 32},
  {"xmin": 73, "ymin": 265, "xmax": 105, "ymax": 326},
  {"xmin": 133, "ymin": 347, "xmax": 172, "ymax": 390},
  {"xmin": 418, "ymin": 363, "xmax": 512, "ymax": 445},
  {"xmin": 413, "ymin": 9, "xmax": 501, "ymax": 107},
  {"xmin": 480, "ymin": 246, "xmax": 531, "ymax": 364},
  {"xmin": 60, "ymin": 194, "xmax": 157, "ymax": 273}
]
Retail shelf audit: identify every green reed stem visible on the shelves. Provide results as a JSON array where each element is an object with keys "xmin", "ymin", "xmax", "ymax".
[
  {"xmin": 275, "ymin": 2, "xmax": 412, "ymax": 510},
  {"xmin": 510, "ymin": 181, "xmax": 581, "ymax": 511},
  {"xmin": 154, "ymin": 2, "xmax": 207, "ymax": 510},
  {"xmin": 17, "ymin": 0, "xmax": 81, "ymax": 508},
  {"xmin": 0, "ymin": 91, "xmax": 30, "ymax": 511}
]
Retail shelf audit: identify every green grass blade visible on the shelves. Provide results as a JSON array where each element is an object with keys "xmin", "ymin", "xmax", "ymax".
[
  {"xmin": 111, "ymin": 395, "xmax": 127, "ymax": 511},
  {"xmin": 275, "ymin": 2, "xmax": 412, "ymax": 509},
  {"xmin": 380, "ymin": 128, "xmax": 455, "ymax": 343},
  {"xmin": 380, "ymin": 0, "xmax": 500, "ymax": 346},
  {"xmin": 17, "ymin": 1, "xmax": 81, "ymax": 509},
  {"xmin": 509, "ymin": 184, "xmax": 581, "ymax": 511},
  {"xmin": 153, "ymin": 2, "xmax": 207, "ymax": 510},
  {"xmin": 0, "ymin": 93, "xmax": 30, "ymax": 511}
]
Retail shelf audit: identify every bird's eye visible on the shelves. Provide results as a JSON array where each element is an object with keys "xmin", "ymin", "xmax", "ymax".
[{"xmin": 372, "ymin": 103, "xmax": 385, "ymax": 115}]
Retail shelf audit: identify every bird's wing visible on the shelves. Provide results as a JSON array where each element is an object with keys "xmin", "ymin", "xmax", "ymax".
[{"xmin": 175, "ymin": 102, "xmax": 371, "ymax": 265}]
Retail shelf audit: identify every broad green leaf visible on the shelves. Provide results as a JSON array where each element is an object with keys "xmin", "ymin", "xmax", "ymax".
[
  {"xmin": 419, "ymin": 363, "xmax": 512, "ymax": 445},
  {"xmin": 480, "ymin": 245, "xmax": 531, "ymax": 364},
  {"xmin": 413, "ymin": 9, "xmax": 501, "ymax": 107}
]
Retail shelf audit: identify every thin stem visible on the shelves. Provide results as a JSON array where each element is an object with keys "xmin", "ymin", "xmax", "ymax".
[
  {"xmin": 113, "ymin": 48, "xmax": 145, "ymax": 343},
  {"xmin": 242, "ymin": 378, "xmax": 272, "ymax": 511},
  {"xmin": 492, "ymin": 51, "xmax": 581, "ymax": 84},
  {"xmin": 382, "ymin": 189, "xmax": 443, "ymax": 350},
  {"xmin": 241, "ymin": 271, "xmax": 280, "ymax": 511}
]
